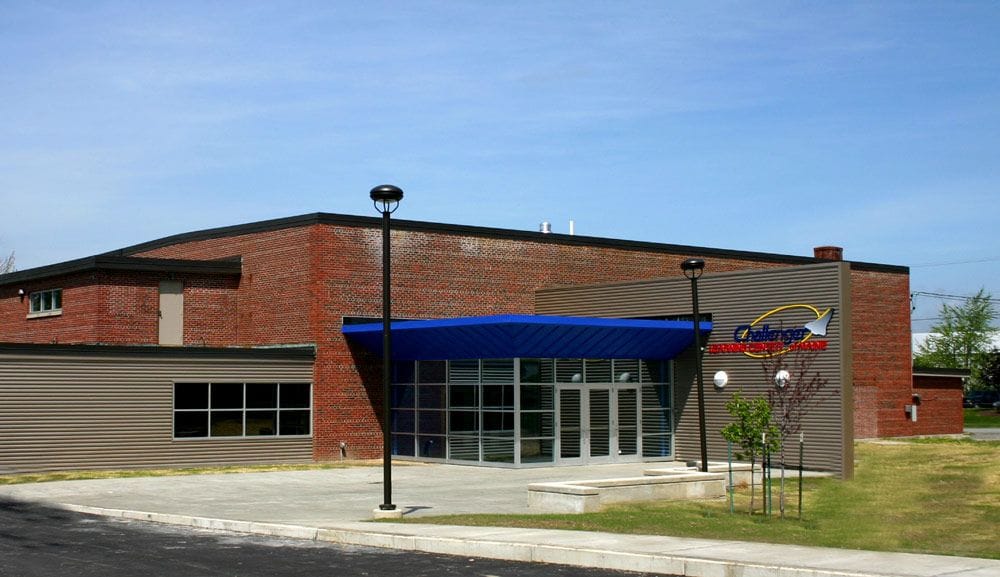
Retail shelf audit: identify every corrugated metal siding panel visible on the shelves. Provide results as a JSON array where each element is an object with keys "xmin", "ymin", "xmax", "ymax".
[
  {"xmin": 0, "ymin": 351, "xmax": 314, "ymax": 473},
  {"xmin": 537, "ymin": 263, "xmax": 850, "ymax": 477}
]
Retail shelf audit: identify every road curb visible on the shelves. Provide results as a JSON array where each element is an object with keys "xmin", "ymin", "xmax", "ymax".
[{"xmin": 56, "ymin": 503, "xmax": 890, "ymax": 577}]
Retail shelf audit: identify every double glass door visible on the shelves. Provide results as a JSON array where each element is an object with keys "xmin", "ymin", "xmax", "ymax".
[{"xmin": 557, "ymin": 385, "xmax": 639, "ymax": 464}]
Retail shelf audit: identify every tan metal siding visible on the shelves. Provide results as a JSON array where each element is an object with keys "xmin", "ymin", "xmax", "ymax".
[
  {"xmin": 537, "ymin": 263, "xmax": 851, "ymax": 477},
  {"xmin": 0, "ymin": 350, "xmax": 314, "ymax": 473}
]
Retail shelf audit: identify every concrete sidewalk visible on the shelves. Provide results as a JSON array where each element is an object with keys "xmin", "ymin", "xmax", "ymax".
[{"xmin": 2, "ymin": 463, "xmax": 997, "ymax": 577}]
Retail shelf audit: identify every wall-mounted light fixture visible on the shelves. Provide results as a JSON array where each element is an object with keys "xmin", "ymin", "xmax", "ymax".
[
  {"xmin": 774, "ymin": 370, "xmax": 791, "ymax": 390},
  {"xmin": 713, "ymin": 371, "xmax": 729, "ymax": 390},
  {"xmin": 17, "ymin": 288, "xmax": 25, "ymax": 302}
]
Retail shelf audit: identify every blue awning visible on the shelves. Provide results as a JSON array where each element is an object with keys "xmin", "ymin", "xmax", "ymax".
[{"xmin": 342, "ymin": 314, "xmax": 711, "ymax": 361}]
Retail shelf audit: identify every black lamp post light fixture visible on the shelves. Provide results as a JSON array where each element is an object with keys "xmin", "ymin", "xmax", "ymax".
[
  {"xmin": 370, "ymin": 184, "xmax": 403, "ymax": 517},
  {"xmin": 680, "ymin": 258, "xmax": 709, "ymax": 473}
]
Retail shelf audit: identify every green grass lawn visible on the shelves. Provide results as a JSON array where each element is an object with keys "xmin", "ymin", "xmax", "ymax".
[
  {"xmin": 403, "ymin": 439, "xmax": 1000, "ymax": 559},
  {"xmin": 0, "ymin": 461, "xmax": 381, "ymax": 486},
  {"xmin": 965, "ymin": 407, "xmax": 1000, "ymax": 428}
]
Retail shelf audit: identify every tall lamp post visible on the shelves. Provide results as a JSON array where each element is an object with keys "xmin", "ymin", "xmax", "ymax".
[
  {"xmin": 681, "ymin": 258, "xmax": 708, "ymax": 473},
  {"xmin": 371, "ymin": 184, "xmax": 403, "ymax": 514}
]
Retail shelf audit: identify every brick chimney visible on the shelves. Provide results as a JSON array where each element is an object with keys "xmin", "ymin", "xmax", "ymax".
[{"xmin": 814, "ymin": 246, "xmax": 843, "ymax": 261}]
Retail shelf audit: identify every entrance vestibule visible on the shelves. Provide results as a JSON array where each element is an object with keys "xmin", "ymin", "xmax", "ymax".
[{"xmin": 389, "ymin": 358, "xmax": 673, "ymax": 467}]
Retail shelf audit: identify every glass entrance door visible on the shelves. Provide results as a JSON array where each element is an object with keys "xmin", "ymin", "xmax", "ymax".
[
  {"xmin": 557, "ymin": 385, "xmax": 639, "ymax": 464},
  {"xmin": 559, "ymin": 388, "xmax": 582, "ymax": 459},
  {"xmin": 589, "ymin": 388, "xmax": 611, "ymax": 459}
]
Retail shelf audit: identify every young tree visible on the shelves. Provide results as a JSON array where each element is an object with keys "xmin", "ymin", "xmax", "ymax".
[
  {"xmin": 720, "ymin": 391, "xmax": 780, "ymax": 514},
  {"xmin": 763, "ymin": 350, "xmax": 830, "ymax": 518},
  {"xmin": 914, "ymin": 289, "xmax": 999, "ymax": 388}
]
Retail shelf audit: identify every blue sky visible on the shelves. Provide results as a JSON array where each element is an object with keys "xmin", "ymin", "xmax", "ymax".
[{"xmin": 2, "ymin": 1, "xmax": 998, "ymax": 331}]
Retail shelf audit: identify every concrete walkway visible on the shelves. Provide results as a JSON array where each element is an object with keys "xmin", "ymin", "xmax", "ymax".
[
  {"xmin": 2, "ymin": 462, "xmax": 996, "ymax": 577},
  {"xmin": 965, "ymin": 427, "xmax": 1000, "ymax": 441}
]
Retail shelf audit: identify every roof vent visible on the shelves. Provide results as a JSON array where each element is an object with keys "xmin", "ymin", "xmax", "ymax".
[
  {"xmin": 814, "ymin": 246, "xmax": 843, "ymax": 261},
  {"xmin": 539, "ymin": 221, "xmax": 552, "ymax": 234}
]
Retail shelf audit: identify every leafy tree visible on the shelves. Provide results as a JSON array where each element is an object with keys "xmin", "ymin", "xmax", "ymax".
[
  {"xmin": 980, "ymin": 349, "xmax": 1000, "ymax": 396},
  {"xmin": 914, "ymin": 289, "xmax": 998, "ymax": 388},
  {"xmin": 720, "ymin": 391, "xmax": 780, "ymax": 514}
]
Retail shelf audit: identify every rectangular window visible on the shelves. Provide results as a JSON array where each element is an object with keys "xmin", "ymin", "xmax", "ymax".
[
  {"xmin": 173, "ymin": 382, "xmax": 311, "ymax": 439},
  {"xmin": 28, "ymin": 288, "xmax": 62, "ymax": 316}
]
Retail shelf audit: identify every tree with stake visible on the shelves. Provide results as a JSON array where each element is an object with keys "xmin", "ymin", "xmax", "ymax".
[
  {"xmin": 720, "ymin": 391, "xmax": 780, "ymax": 514},
  {"xmin": 763, "ymin": 350, "xmax": 830, "ymax": 518}
]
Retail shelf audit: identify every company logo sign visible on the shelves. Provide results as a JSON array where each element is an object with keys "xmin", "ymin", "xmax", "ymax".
[{"xmin": 707, "ymin": 304, "xmax": 834, "ymax": 358}]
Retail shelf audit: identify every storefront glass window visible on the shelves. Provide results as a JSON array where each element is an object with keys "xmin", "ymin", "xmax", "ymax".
[{"xmin": 388, "ymin": 357, "xmax": 671, "ymax": 466}]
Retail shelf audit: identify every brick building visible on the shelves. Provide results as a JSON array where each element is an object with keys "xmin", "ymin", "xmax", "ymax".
[{"xmin": 0, "ymin": 212, "xmax": 948, "ymax": 476}]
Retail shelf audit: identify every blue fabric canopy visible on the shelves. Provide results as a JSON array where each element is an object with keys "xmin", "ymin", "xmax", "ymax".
[{"xmin": 342, "ymin": 314, "xmax": 710, "ymax": 360}]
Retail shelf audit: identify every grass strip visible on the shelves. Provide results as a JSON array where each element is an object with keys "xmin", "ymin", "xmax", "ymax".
[
  {"xmin": 403, "ymin": 439, "xmax": 1000, "ymax": 559},
  {"xmin": 0, "ymin": 460, "xmax": 382, "ymax": 485},
  {"xmin": 964, "ymin": 408, "xmax": 1000, "ymax": 428}
]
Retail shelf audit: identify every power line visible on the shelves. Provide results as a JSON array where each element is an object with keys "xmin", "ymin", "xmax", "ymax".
[
  {"xmin": 910, "ymin": 291, "xmax": 1000, "ymax": 304},
  {"xmin": 911, "ymin": 256, "xmax": 1000, "ymax": 267}
]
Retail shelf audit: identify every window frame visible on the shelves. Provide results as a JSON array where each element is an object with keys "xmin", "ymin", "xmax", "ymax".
[
  {"xmin": 172, "ymin": 381, "xmax": 313, "ymax": 440},
  {"xmin": 27, "ymin": 288, "xmax": 63, "ymax": 318}
]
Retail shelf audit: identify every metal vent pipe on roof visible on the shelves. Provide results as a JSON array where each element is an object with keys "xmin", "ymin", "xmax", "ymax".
[{"xmin": 539, "ymin": 221, "xmax": 552, "ymax": 234}]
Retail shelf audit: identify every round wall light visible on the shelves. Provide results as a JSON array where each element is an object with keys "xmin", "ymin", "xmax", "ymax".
[
  {"xmin": 713, "ymin": 371, "xmax": 729, "ymax": 390},
  {"xmin": 774, "ymin": 369, "xmax": 791, "ymax": 389}
]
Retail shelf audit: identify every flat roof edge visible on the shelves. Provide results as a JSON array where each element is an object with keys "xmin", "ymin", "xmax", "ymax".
[
  {"xmin": 0, "ymin": 343, "xmax": 316, "ymax": 360},
  {"xmin": 0, "ymin": 256, "xmax": 242, "ymax": 286},
  {"xmin": 912, "ymin": 367, "xmax": 971, "ymax": 378},
  {"xmin": 8, "ymin": 211, "xmax": 908, "ymax": 278}
]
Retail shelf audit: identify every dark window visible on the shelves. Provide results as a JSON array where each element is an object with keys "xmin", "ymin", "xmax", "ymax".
[
  {"xmin": 246, "ymin": 383, "xmax": 277, "ymax": 409},
  {"xmin": 28, "ymin": 288, "xmax": 62, "ymax": 314},
  {"xmin": 279, "ymin": 410, "xmax": 310, "ymax": 436},
  {"xmin": 391, "ymin": 410, "xmax": 415, "ymax": 434},
  {"xmin": 174, "ymin": 411, "xmax": 208, "ymax": 438},
  {"xmin": 210, "ymin": 411, "xmax": 243, "ymax": 437},
  {"xmin": 418, "ymin": 361, "xmax": 446, "ymax": 383},
  {"xmin": 279, "ymin": 383, "xmax": 310, "ymax": 408},
  {"xmin": 211, "ymin": 383, "xmax": 243, "ymax": 409},
  {"xmin": 449, "ymin": 385, "xmax": 478, "ymax": 408},
  {"xmin": 391, "ymin": 384, "xmax": 415, "ymax": 409},
  {"xmin": 246, "ymin": 411, "xmax": 277, "ymax": 436},
  {"xmin": 419, "ymin": 410, "xmax": 446, "ymax": 435},
  {"xmin": 418, "ymin": 385, "xmax": 446, "ymax": 409},
  {"xmin": 173, "ymin": 382, "xmax": 311, "ymax": 439},
  {"xmin": 174, "ymin": 383, "xmax": 208, "ymax": 410}
]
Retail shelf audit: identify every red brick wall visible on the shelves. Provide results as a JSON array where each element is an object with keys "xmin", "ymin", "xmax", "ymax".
[
  {"xmin": 182, "ymin": 276, "xmax": 240, "ymax": 346},
  {"xmin": 0, "ymin": 271, "xmax": 239, "ymax": 346},
  {"xmin": 4, "ymin": 219, "xmax": 916, "ymax": 460},
  {"xmin": 318, "ymin": 227, "xmax": 801, "ymax": 460},
  {"xmin": 853, "ymin": 383, "xmax": 879, "ymax": 438},
  {"xmin": 135, "ymin": 227, "xmax": 314, "ymax": 346},
  {"xmin": 130, "ymin": 222, "xmax": 792, "ymax": 460},
  {"xmin": 911, "ymin": 375, "xmax": 964, "ymax": 435},
  {"xmin": 0, "ymin": 274, "xmax": 100, "ymax": 344},
  {"xmin": 850, "ymin": 269, "xmax": 914, "ymax": 437},
  {"xmin": 94, "ymin": 272, "xmax": 159, "ymax": 344}
]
